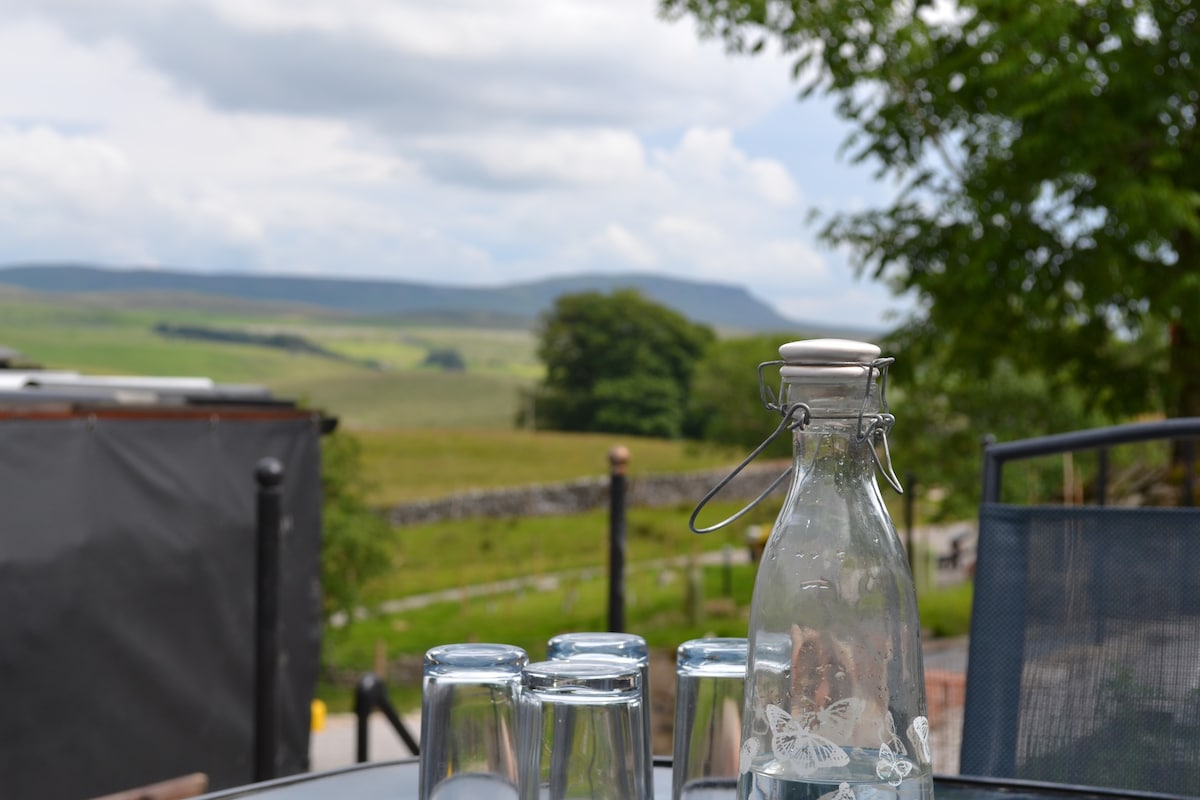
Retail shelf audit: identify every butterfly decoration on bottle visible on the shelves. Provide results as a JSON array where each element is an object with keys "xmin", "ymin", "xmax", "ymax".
[
  {"xmin": 875, "ymin": 742, "xmax": 913, "ymax": 787},
  {"xmin": 817, "ymin": 782, "xmax": 856, "ymax": 800},
  {"xmin": 874, "ymin": 711, "xmax": 919, "ymax": 786},
  {"xmin": 908, "ymin": 716, "xmax": 931, "ymax": 763},
  {"xmin": 740, "ymin": 698, "xmax": 866, "ymax": 777}
]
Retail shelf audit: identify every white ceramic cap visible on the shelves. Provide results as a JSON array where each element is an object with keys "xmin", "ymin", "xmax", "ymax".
[{"xmin": 778, "ymin": 338, "xmax": 882, "ymax": 381}]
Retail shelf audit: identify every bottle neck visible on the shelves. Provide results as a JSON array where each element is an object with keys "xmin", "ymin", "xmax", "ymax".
[
  {"xmin": 783, "ymin": 375, "xmax": 886, "ymax": 492},
  {"xmin": 781, "ymin": 375, "xmax": 881, "ymax": 435}
]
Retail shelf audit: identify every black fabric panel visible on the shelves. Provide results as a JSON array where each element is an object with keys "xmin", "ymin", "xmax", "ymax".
[
  {"xmin": 961, "ymin": 503, "xmax": 1200, "ymax": 796},
  {"xmin": 0, "ymin": 415, "xmax": 323, "ymax": 799}
]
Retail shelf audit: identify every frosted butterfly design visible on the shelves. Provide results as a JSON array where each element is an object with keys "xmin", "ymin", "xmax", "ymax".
[
  {"xmin": 763, "ymin": 699, "xmax": 864, "ymax": 776},
  {"xmin": 875, "ymin": 742, "xmax": 914, "ymax": 787},
  {"xmin": 908, "ymin": 716, "xmax": 931, "ymax": 763},
  {"xmin": 818, "ymin": 782, "xmax": 857, "ymax": 800},
  {"xmin": 880, "ymin": 712, "xmax": 906, "ymax": 757},
  {"xmin": 739, "ymin": 738, "xmax": 759, "ymax": 775}
]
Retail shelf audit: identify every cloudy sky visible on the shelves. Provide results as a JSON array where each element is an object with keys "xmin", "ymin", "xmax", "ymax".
[{"xmin": 0, "ymin": 0, "xmax": 910, "ymax": 328}]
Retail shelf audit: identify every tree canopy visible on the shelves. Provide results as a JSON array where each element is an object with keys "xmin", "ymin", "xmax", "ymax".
[
  {"xmin": 529, "ymin": 289, "xmax": 715, "ymax": 438},
  {"xmin": 661, "ymin": 0, "xmax": 1199, "ymax": 420}
]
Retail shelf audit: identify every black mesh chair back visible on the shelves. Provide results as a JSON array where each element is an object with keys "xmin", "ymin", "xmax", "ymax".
[{"xmin": 961, "ymin": 419, "xmax": 1200, "ymax": 796}]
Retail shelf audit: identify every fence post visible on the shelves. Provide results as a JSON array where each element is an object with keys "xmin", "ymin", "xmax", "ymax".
[
  {"xmin": 254, "ymin": 457, "xmax": 284, "ymax": 782},
  {"xmin": 608, "ymin": 445, "xmax": 629, "ymax": 633},
  {"xmin": 354, "ymin": 672, "xmax": 420, "ymax": 763}
]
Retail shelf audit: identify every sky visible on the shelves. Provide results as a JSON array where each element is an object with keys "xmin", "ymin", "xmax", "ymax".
[{"xmin": 0, "ymin": 0, "xmax": 912, "ymax": 329}]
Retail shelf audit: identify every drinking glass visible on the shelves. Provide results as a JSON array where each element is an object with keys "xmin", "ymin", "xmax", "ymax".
[
  {"xmin": 547, "ymin": 631, "xmax": 653, "ymax": 789},
  {"xmin": 420, "ymin": 643, "xmax": 528, "ymax": 800},
  {"xmin": 671, "ymin": 638, "xmax": 747, "ymax": 800},
  {"xmin": 520, "ymin": 658, "xmax": 651, "ymax": 800}
]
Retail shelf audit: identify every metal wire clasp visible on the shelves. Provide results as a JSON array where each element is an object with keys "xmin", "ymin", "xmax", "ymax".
[{"xmin": 688, "ymin": 356, "xmax": 903, "ymax": 536}]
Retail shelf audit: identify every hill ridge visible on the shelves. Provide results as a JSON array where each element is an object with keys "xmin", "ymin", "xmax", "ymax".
[{"xmin": 0, "ymin": 263, "xmax": 877, "ymax": 337}]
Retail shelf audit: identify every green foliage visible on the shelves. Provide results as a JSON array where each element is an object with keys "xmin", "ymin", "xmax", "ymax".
[
  {"xmin": 530, "ymin": 289, "xmax": 715, "ymax": 438},
  {"xmin": 688, "ymin": 333, "xmax": 796, "ymax": 458},
  {"xmin": 916, "ymin": 581, "xmax": 974, "ymax": 638},
  {"xmin": 592, "ymin": 375, "xmax": 684, "ymax": 438},
  {"xmin": 661, "ymin": 0, "xmax": 1200, "ymax": 420},
  {"xmin": 421, "ymin": 346, "xmax": 466, "ymax": 371},
  {"xmin": 886, "ymin": 346, "xmax": 1120, "ymax": 517},
  {"xmin": 320, "ymin": 430, "xmax": 397, "ymax": 625}
]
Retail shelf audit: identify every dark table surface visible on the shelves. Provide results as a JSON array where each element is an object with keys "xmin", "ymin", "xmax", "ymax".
[{"xmin": 193, "ymin": 759, "xmax": 1197, "ymax": 800}]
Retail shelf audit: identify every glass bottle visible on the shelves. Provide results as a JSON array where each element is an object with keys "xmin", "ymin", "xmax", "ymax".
[{"xmin": 732, "ymin": 339, "xmax": 931, "ymax": 800}]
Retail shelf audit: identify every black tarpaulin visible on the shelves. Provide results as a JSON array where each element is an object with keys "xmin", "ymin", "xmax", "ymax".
[{"xmin": 0, "ymin": 409, "xmax": 324, "ymax": 799}]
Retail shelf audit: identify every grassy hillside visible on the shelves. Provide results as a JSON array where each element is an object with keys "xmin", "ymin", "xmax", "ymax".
[
  {"xmin": 0, "ymin": 290, "xmax": 742, "ymax": 495},
  {"xmin": 0, "ymin": 263, "xmax": 817, "ymax": 333},
  {"xmin": 356, "ymin": 428, "xmax": 743, "ymax": 504},
  {"xmin": 0, "ymin": 289, "xmax": 540, "ymax": 430}
]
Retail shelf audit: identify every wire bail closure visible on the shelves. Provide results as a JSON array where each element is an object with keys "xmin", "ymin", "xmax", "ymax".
[{"xmin": 688, "ymin": 356, "xmax": 903, "ymax": 535}]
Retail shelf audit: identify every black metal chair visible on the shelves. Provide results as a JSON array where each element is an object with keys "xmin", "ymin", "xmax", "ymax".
[{"xmin": 961, "ymin": 419, "xmax": 1200, "ymax": 797}]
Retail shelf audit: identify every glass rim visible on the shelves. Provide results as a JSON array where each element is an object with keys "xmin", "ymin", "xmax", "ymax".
[
  {"xmin": 423, "ymin": 642, "xmax": 528, "ymax": 673},
  {"xmin": 675, "ymin": 637, "xmax": 748, "ymax": 673},
  {"xmin": 522, "ymin": 657, "xmax": 640, "ymax": 694},
  {"xmin": 546, "ymin": 631, "xmax": 648, "ymax": 662}
]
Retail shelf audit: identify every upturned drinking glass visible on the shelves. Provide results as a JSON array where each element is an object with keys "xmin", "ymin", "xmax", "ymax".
[
  {"xmin": 419, "ymin": 643, "xmax": 527, "ymax": 800},
  {"xmin": 520, "ymin": 657, "xmax": 650, "ymax": 800},
  {"xmin": 672, "ymin": 638, "xmax": 747, "ymax": 800},
  {"xmin": 547, "ymin": 631, "xmax": 654, "ymax": 791}
]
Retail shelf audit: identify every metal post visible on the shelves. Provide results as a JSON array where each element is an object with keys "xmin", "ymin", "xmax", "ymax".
[
  {"xmin": 354, "ymin": 672, "xmax": 420, "ymax": 763},
  {"xmin": 608, "ymin": 445, "xmax": 629, "ymax": 633},
  {"xmin": 354, "ymin": 674, "xmax": 376, "ymax": 764},
  {"xmin": 254, "ymin": 458, "xmax": 284, "ymax": 782}
]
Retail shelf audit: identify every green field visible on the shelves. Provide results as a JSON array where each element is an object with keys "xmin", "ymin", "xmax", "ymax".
[
  {"xmin": 0, "ymin": 290, "xmax": 746, "ymax": 498},
  {"xmin": 1, "ymin": 288, "xmax": 975, "ymax": 715},
  {"xmin": 0, "ymin": 290, "xmax": 539, "ymax": 431}
]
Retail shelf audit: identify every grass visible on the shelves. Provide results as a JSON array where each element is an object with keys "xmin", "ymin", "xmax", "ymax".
[
  {"xmin": 2, "ymin": 289, "xmax": 977, "ymax": 718},
  {"xmin": 354, "ymin": 429, "xmax": 747, "ymax": 504},
  {"xmin": 322, "ymin": 561, "xmax": 759, "ymax": 712},
  {"xmin": 0, "ymin": 292, "xmax": 541, "ymax": 430},
  {"xmin": 362, "ymin": 498, "xmax": 760, "ymax": 603},
  {"xmin": 321, "ymin": 550, "xmax": 975, "ymax": 713}
]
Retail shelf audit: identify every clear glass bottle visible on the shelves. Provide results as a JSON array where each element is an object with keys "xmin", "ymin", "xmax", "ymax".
[{"xmin": 734, "ymin": 339, "xmax": 932, "ymax": 800}]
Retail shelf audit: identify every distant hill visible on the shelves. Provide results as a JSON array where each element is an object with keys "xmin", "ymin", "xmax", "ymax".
[{"xmin": 0, "ymin": 263, "xmax": 876, "ymax": 336}]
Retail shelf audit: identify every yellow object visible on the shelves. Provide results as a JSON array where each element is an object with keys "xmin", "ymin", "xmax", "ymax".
[{"xmin": 311, "ymin": 699, "xmax": 327, "ymax": 732}]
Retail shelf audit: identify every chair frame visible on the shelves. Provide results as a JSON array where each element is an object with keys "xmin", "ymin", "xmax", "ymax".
[{"xmin": 962, "ymin": 417, "xmax": 1200, "ymax": 788}]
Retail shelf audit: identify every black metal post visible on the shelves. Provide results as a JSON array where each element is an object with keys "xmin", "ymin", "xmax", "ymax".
[
  {"xmin": 254, "ymin": 457, "xmax": 284, "ymax": 782},
  {"xmin": 354, "ymin": 672, "xmax": 420, "ymax": 763},
  {"xmin": 608, "ymin": 445, "xmax": 629, "ymax": 633},
  {"xmin": 354, "ymin": 674, "xmax": 375, "ymax": 764}
]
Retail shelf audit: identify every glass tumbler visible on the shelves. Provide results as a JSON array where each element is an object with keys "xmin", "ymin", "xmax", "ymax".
[
  {"xmin": 671, "ymin": 638, "xmax": 747, "ymax": 800},
  {"xmin": 547, "ymin": 631, "xmax": 653, "ymax": 789},
  {"xmin": 420, "ymin": 643, "xmax": 528, "ymax": 800},
  {"xmin": 520, "ymin": 658, "xmax": 651, "ymax": 800}
]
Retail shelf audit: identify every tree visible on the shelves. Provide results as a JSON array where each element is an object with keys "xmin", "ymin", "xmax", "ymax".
[
  {"xmin": 422, "ymin": 346, "xmax": 466, "ymax": 371},
  {"xmin": 688, "ymin": 333, "xmax": 796, "ymax": 458},
  {"xmin": 320, "ymin": 429, "xmax": 396, "ymax": 626},
  {"xmin": 530, "ymin": 289, "xmax": 715, "ymax": 438},
  {"xmin": 661, "ymin": 0, "xmax": 1199, "ymax": 421}
]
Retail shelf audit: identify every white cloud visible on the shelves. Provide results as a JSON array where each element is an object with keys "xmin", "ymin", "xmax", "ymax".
[
  {"xmin": 592, "ymin": 224, "xmax": 658, "ymax": 268},
  {"xmin": 0, "ymin": 0, "xmax": 906, "ymax": 327}
]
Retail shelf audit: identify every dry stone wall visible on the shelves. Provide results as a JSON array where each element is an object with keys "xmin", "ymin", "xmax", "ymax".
[{"xmin": 385, "ymin": 461, "xmax": 789, "ymax": 526}]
